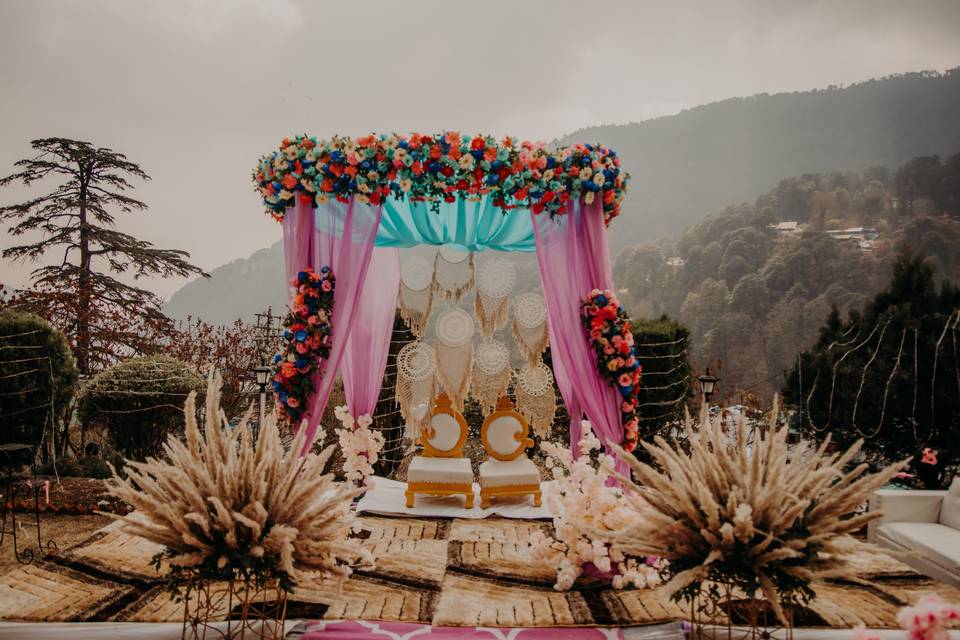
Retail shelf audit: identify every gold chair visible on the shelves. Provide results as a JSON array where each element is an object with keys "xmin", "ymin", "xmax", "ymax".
[
  {"xmin": 405, "ymin": 393, "xmax": 475, "ymax": 508},
  {"xmin": 478, "ymin": 396, "xmax": 541, "ymax": 509}
]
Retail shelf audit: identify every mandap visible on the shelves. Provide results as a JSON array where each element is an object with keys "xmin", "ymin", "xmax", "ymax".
[{"xmin": 253, "ymin": 132, "xmax": 640, "ymax": 474}]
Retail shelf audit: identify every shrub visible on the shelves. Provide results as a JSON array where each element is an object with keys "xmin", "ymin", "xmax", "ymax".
[
  {"xmin": 0, "ymin": 309, "xmax": 79, "ymax": 448},
  {"xmin": 79, "ymin": 355, "xmax": 204, "ymax": 460}
]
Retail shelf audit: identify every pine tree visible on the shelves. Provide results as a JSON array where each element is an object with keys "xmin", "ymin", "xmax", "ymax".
[{"xmin": 1, "ymin": 138, "xmax": 208, "ymax": 373}]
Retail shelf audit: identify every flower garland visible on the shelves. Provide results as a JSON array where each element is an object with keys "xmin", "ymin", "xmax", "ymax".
[
  {"xmin": 252, "ymin": 132, "xmax": 629, "ymax": 224},
  {"xmin": 528, "ymin": 420, "xmax": 663, "ymax": 591},
  {"xmin": 580, "ymin": 289, "xmax": 641, "ymax": 451},
  {"xmin": 333, "ymin": 406, "xmax": 385, "ymax": 489},
  {"xmin": 271, "ymin": 267, "xmax": 335, "ymax": 424}
]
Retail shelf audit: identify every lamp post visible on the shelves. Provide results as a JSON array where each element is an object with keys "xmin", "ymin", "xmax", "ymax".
[
  {"xmin": 252, "ymin": 366, "xmax": 272, "ymax": 429},
  {"xmin": 697, "ymin": 367, "xmax": 719, "ymax": 411}
]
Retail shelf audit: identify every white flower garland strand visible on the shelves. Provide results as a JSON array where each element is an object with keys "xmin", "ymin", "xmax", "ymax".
[
  {"xmin": 334, "ymin": 405, "xmax": 385, "ymax": 489},
  {"xmin": 528, "ymin": 419, "xmax": 663, "ymax": 591}
]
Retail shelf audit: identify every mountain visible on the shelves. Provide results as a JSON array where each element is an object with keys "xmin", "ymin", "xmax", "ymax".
[
  {"xmin": 164, "ymin": 242, "xmax": 288, "ymax": 325},
  {"xmin": 165, "ymin": 68, "xmax": 960, "ymax": 323},
  {"xmin": 560, "ymin": 68, "xmax": 960, "ymax": 249}
]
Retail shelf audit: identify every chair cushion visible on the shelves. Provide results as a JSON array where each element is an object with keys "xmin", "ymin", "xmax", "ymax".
[
  {"xmin": 485, "ymin": 415, "xmax": 524, "ymax": 459},
  {"xmin": 408, "ymin": 456, "xmax": 473, "ymax": 485},
  {"xmin": 478, "ymin": 456, "xmax": 540, "ymax": 488},
  {"xmin": 939, "ymin": 477, "xmax": 960, "ymax": 530},
  {"xmin": 427, "ymin": 413, "xmax": 463, "ymax": 453},
  {"xmin": 877, "ymin": 521, "xmax": 960, "ymax": 570}
]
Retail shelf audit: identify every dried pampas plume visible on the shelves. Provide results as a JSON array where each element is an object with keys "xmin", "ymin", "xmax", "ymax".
[
  {"xmin": 605, "ymin": 398, "xmax": 907, "ymax": 624},
  {"xmin": 105, "ymin": 372, "xmax": 372, "ymax": 589}
]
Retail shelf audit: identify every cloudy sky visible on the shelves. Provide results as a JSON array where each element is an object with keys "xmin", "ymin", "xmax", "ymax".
[{"xmin": 2, "ymin": 0, "xmax": 959, "ymax": 299}]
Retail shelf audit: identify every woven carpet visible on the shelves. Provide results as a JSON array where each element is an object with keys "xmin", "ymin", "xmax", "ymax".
[{"xmin": 0, "ymin": 515, "xmax": 957, "ymax": 628}]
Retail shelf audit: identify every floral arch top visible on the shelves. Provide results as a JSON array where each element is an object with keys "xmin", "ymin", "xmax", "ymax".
[{"xmin": 253, "ymin": 132, "xmax": 629, "ymax": 224}]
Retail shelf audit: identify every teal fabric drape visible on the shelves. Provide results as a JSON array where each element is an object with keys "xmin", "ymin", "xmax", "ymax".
[{"xmin": 375, "ymin": 195, "xmax": 536, "ymax": 252}]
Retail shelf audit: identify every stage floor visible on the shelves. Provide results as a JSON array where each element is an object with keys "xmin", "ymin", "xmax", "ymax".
[{"xmin": 0, "ymin": 507, "xmax": 957, "ymax": 631}]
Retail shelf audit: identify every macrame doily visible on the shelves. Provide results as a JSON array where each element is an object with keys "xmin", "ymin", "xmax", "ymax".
[
  {"xmin": 518, "ymin": 360, "xmax": 553, "ymax": 395},
  {"xmin": 436, "ymin": 308, "xmax": 475, "ymax": 347},
  {"xmin": 434, "ymin": 308, "xmax": 474, "ymax": 410},
  {"xmin": 398, "ymin": 256, "xmax": 435, "ymax": 337},
  {"xmin": 396, "ymin": 341, "xmax": 437, "ymax": 440},
  {"xmin": 477, "ymin": 257, "xmax": 517, "ymax": 298},
  {"xmin": 434, "ymin": 248, "xmax": 475, "ymax": 302},
  {"xmin": 516, "ymin": 360, "xmax": 557, "ymax": 438},
  {"xmin": 398, "ymin": 341, "xmax": 436, "ymax": 380},
  {"xmin": 401, "ymin": 256, "xmax": 435, "ymax": 290},
  {"xmin": 513, "ymin": 292, "xmax": 547, "ymax": 328},
  {"xmin": 512, "ymin": 293, "xmax": 549, "ymax": 365},
  {"xmin": 474, "ymin": 339, "xmax": 510, "ymax": 375},
  {"xmin": 471, "ymin": 339, "xmax": 511, "ymax": 414}
]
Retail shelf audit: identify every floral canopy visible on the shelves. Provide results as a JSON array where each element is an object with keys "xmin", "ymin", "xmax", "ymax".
[
  {"xmin": 253, "ymin": 132, "xmax": 635, "ymax": 473},
  {"xmin": 254, "ymin": 133, "xmax": 628, "ymax": 252}
]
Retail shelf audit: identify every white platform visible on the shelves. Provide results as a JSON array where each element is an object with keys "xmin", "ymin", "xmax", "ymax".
[{"xmin": 357, "ymin": 476, "xmax": 554, "ymax": 519}]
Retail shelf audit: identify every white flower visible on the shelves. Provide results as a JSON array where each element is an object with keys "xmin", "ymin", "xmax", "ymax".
[
  {"xmin": 593, "ymin": 172, "xmax": 606, "ymax": 187},
  {"xmin": 584, "ymin": 192, "xmax": 595, "ymax": 205}
]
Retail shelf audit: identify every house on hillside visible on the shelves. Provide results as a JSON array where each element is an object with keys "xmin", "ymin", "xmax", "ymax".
[
  {"xmin": 666, "ymin": 256, "xmax": 685, "ymax": 268},
  {"xmin": 769, "ymin": 221, "xmax": 801, "ymax": 239},
  {"xmin": 825, "ymin": 227, "xmax": 878, "ymax": 251}
]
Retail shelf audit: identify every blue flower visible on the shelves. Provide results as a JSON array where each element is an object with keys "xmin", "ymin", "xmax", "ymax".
[
  {"xmin": 295, "ymin": 330, "xmax": 307, "ymax": 342},
  {"xmin": 295, "ymin": 358, "xmax": 307, "ymax": 369},
  {"xmin": 320, "ymin": 265, "xmax": 330, "ymax": 274},
  {"xmin": 273, "ymin": 353, "xmax": 282, "ymax": 364},
  {"xmin": 619, "ymin": 385, "xmax": 633, "ymax": 397}
]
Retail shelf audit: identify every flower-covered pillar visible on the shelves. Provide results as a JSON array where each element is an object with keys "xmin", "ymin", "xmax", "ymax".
[{"xmin": 532, "ymin": 197, "xmax": 629, "ymax": 476}]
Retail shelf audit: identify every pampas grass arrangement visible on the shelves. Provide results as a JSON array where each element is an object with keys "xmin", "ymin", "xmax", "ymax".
[
  {"xmin": 105, "ymin": 372, "xmax": 372, "ymax": 594},
  {"xmin": 605, "ymin": 399, "xmax": 907, "ymax": 624}
]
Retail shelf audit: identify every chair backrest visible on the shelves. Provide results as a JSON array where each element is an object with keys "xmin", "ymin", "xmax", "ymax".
[
  {"xmin": 420, "ymin": 392, "xmax": 468, "ymax": 457},
  {"xmin": 481, "ymin": 396, "xmax": 533, "ymax": 461}
]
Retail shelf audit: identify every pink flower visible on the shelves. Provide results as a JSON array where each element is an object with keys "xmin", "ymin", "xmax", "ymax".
[
  {"xmin": 286, "ymin": 397, "xmax": 300, "ymax": 408},
  {"xmin": 603, "ymin": 346, "xmax": 615, "ymax": 355},
  {"xmin": 618, "ymin": 373, "xmax": 632, "ymax": 386},
  {"xmin": 321, "ymin": 280, "xmax": 333, "ymax": 292},
  {"xmin": 295, "ymin": 342, "xmax": 308, "ymax": 354},
  {"xmin": 921, "ymin": 448, "xmax": 938, "ymax": 465}
]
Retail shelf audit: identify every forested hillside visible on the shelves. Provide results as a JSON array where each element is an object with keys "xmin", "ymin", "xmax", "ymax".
[
  {"xmin": 614, "ymin": 152, "xmax": 960, "ymax": 399},
  {"xmin": 561, "ymin": 69, "xmax": 960, "ymax": 248}
]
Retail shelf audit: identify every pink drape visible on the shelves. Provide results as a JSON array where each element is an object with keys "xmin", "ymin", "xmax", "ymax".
[
  {"xmin": 532, "ymin": 197, "xmax": 628, "ymax": 476},
  {"xmin": 342, "ymin": 246, "xmax": 400, "ymax": 417},
  {"xmin": 281, "ymin": 198, "xmax": 385, "ymax": 447}
]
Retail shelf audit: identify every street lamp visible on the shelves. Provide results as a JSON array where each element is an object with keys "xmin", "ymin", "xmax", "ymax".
[
  {"xmin": 252, "ymin": 366, "xmax": 272, "ymax": 428},
  {"xmin": 697, "ymin": 367, "xmax": 719, "ymax": 409}
]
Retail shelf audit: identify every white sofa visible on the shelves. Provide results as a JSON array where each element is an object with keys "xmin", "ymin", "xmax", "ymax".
[{"xmin": 867, "ymin": 477, "xmax": 960, "ymax": 587}]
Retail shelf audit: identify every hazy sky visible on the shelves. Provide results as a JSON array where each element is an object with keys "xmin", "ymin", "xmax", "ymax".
[{"xmin": 2, "ymin": 0, "xmax": 959, "ymax": 299}]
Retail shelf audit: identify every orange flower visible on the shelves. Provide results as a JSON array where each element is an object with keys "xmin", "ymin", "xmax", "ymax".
[{"xmin": 280, "ymin": 362, "xmax": 296, "ymax": 379}]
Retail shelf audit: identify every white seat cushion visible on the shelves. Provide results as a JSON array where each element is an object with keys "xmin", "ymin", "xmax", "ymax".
[
  {"xmin": 407, "ymin": 456, "xmax": 473, "ymax": 485},
  {"xmin": 427, "ymin": 413, "xmax": 463, "ymax": 453},
  {"xmin": 478, "ymin": 456, "xmax": 540, "ymax": 488},
  {"xmin": 877, "ymin": 521, "xmax": 960, "ymax": 571},
  {"xmin": 486, "ymin": 415, "xmax": 524, "ymax": 458},
  {"xmin": 939, "ymin": 477, "xmax": 960, "ymax": 530}
]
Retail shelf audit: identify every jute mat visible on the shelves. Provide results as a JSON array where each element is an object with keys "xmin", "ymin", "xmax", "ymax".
[{"xmin": 0, "ymin": 514, "xmax": 956, "ymax": 628}]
